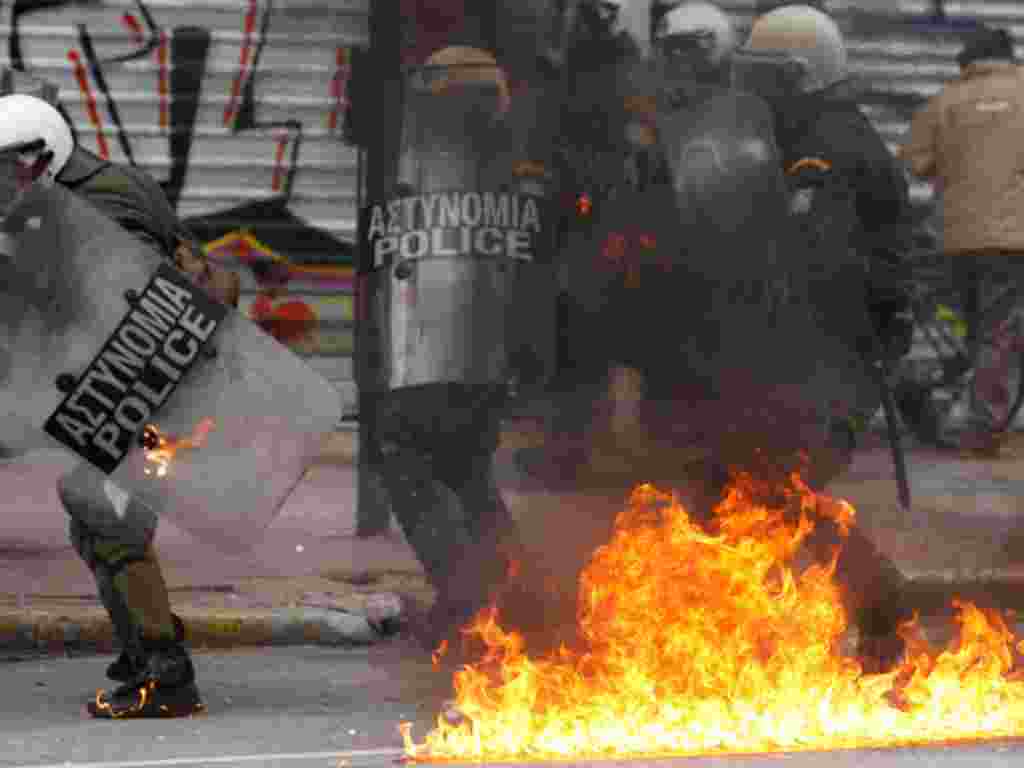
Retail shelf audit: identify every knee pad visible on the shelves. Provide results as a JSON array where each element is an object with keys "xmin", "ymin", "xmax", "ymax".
[
  {"xmin": 68, "ymin": 519, "xmax": 175, "ymax": 645},
  {"xmin": 59, "ymin": 469, "xmax": 157, "ymax": 553}
]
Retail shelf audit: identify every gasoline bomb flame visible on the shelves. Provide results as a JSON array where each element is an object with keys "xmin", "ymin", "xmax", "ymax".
[
  {"xmin": 402, "ymin": 475, "xmax": 1024, "ymax": 761},
  {"xmin": 142, "ymin": 418, "xmax": 215, "ymax": 478},
  {"xmin": 92, "ymin": 681, "xmax": 155, "ymax": 719}
]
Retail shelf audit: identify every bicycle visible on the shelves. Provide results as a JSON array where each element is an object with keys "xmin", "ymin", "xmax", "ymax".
[{"xmin": 895, "ymin": 247, "xmax": 1024, "ymax": 447}]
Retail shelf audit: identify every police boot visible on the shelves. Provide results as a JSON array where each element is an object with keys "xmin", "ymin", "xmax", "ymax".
[
  {"xmin": 85, "ymin": 554, "xmax": 203, "ymax": 718},
  {"xmin": 807, "ymin": 519, "xmax": 911, "ymax": 673},
  {"xmin": 848, "ymin": 533, "xmax": 912, "ymax": 674},
  {"xmin": 379, "ymin": 462, "xmax": 484, "ymax": 650},
  {"xmin": 106, "ymin": 613, "xmax": 186, "ymax": 683},
  {"xmin": 88, "ymin": 639, "xmax": 203, "ymax": 719}
]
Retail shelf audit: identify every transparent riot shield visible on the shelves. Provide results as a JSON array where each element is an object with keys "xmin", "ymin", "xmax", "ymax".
[
  {"xmin": 656, "ymin": 86, "xmax": 790, "ymax": 279},
  {"xmin": 621, "ymin": 75, "xmax": 877, "ymax": 455},
  {"xmin": 0, "ymin": 183, "xmax": 341, "ymax": 553},
  {"xmin": 357, "ymin": 62, "xmax": 557, "ymax": 397}
]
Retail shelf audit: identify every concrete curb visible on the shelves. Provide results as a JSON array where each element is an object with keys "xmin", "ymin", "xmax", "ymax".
[
  {"xmin": 4, "ymin": 575, "xmax": 1024, "ymax": 658},
  {"xmin": 0, "ymin": 606, "xmax": 387, "ymax": 656},
  {"xmin": 314, "ymin": 419, "xmax": 553, "ymax": 466}
]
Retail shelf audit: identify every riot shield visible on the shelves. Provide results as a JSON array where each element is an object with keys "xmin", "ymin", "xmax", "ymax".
[
  {"xmin": 594, "ymin": 75, "xmax": 877, "ymax": 462},
  {"xmin": 656, "ymin": 86, "xmax": 791, "ymax": 279},
  {"xmin": 0, "ymin": 183, "xmax": 341, "ymax": 553},
  {"xmin": 357, "ymin": 63, "xmax": 557, "ymax": 397}
]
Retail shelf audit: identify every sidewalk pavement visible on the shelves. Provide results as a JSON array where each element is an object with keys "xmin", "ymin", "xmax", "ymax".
[
  {"xmin": 3, "ymin": 425, "xmax": 1024, "ymax": 656},
  {"xmin": 0, "ymin": 430, "xmax": 426, "ymax": 654}
]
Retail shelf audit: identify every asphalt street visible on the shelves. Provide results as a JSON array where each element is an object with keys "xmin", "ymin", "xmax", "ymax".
[
  {"xmin": 7, "ymin": 431, "xmax": 1024, "ymax": 767},
  {"xmin": 4, "ymin": 645, "xmax": 1024, "ymax": 768},
  {"xmin": 0, "ymin": 646, "xmax": 434, "ymax": 768}
]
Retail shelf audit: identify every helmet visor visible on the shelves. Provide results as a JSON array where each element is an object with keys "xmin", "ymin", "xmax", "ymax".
[
  {"xmin": 731, "ymin": 48, "xmax": 809, "ymax": 101},
  {"xmin": 0, "ymin": 140, "xmax": 50, "ymax": 214}
]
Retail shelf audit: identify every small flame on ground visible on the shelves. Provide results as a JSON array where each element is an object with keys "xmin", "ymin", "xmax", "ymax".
[
  {"xmin": 93, "ymin": 681, "xmax": 153, "ymax": 719},
  {"xmin": 143, "ymin": 418, "xmax": 216, "ymax": 477},
  {"xmin": 92, "ymin": 681, "xmax": 205, "ymax": 719},
  {"xmin": 402, "ymin": 474, "xmax": 1024, "ymax": 762}
]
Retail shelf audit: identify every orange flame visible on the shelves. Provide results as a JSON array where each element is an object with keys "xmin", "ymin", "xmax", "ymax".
[
  {"xmin": 402, "ymin": 475, "xmax": 1024, "ymax": 761},
  {"xmin": 143, "ymin": 418, "xmax": 216, "ymax": 478},
  {"xmin": 432, "ymin": 639, "xmax": 450, "ymax": 671},
  {"xmin": 94, "ymin": 681, "xmax": 153, "ymax": 719}
]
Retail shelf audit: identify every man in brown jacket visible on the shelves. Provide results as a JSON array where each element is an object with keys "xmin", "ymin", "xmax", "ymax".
[{"xmin": 902, "ymin": 26, "xmax": 1024, "ymax": 455}]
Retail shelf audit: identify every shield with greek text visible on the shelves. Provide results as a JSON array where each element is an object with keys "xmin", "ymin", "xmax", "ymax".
[
  {"xmin": 0, "ymin": 184, "xmax": 341, "ymax": 552},
  {"xmin": 356, "ymin": 63, "xmax": 558, "ymax": 397}
]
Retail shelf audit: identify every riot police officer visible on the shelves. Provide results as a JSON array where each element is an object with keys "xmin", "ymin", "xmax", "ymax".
[
  {"xmin": 732, "ymin": 5, "xmax": 916, "ymax": 670},
  {"xmin": 744, "ymin": 5, "xmax": 915, "ymax": 367},
  {"xmin": 0, "ymin": 93, "xmax": 237, "ymax": 717},
  {"xmin": 549, "ymin": 3, "xmax": 916, "ymax": 672},
  {"xmin": 363, "ymin": 45, "xmax": 536, "ymax": 657},
  {"xmin": 560, "ymin": 1, "xmax": 743, "ymax": 476}
]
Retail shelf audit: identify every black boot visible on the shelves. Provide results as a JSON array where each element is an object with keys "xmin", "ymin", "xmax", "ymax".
[
  {"xmin": 808, "ymin": 519, "xmax": 911, "ymax": 673},
  {"xmin": 106, "ymin": 613, "xmax": 186, "ymax": 683},
  {"xmin": 856, "ymin": 601, "xmax": 910, "ymax": 675},
  {"xmin": 88, "ymin": 641, "xmax": 203, "ymax": 719}
]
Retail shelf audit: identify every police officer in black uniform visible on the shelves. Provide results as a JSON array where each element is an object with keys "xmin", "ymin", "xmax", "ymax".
[{"xmin": 732, "ymin": 4, "xmax": 916, "ymax": 671}]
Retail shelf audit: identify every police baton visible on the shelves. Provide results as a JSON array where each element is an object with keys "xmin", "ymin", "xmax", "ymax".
[{"xmin": 864, "ymin": 337, "xmax": 912, "ymax": 514}]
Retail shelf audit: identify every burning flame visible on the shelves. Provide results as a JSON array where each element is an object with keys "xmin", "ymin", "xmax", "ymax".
[
  {"xmin": 93, "ymin": 681, "xmax": 154, "ymax": 719},
  {"xmin": 142, "ymin": 418, "xmax": 215, "ymax": 478},
  {"xmin": 92, "ymin": 680, "xmax": 205, "ymax": 718},
  {"xmin": 402, "ymin": 474, "xmax": 1024, "ymax": 761}
]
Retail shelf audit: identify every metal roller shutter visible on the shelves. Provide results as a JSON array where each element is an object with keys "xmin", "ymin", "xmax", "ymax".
[{"xmin": 1, "ymin": 0, "xmax": 368, "ymax": 416}]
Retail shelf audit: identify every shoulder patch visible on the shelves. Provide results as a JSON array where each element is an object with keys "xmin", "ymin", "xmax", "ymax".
[{"xmin": 975, "ymin": 99, "xmax": 1011, "ymax": 112}]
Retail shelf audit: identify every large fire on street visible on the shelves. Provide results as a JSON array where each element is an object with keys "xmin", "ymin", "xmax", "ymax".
[{"xmin": 401, "ymin": 474, "xmax": 1024, "ymax": 762}]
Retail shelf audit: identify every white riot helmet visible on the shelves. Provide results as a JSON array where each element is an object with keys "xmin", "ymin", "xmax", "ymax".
[
  {"xmin": 590, "ymin": 0, "xmax": 627, "ymax": 36},
  {"xmin": 655, "ymin": 1, "xmax": 737, "ymax": 67},
  {"xmin": 745, "ymin": 5, "xmax": 847, "ymax": 93},
  {"xmin": 423, "ymin": 46, "xmax": 511, "ymax": 116},
  {"xmin": 0, "ymin": 93, "xmax": 74, "ymax": 182}
]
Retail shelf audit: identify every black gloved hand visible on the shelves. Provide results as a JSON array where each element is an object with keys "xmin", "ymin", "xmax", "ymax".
[
  {"xmin": 865, "ymin": 248, "xmax": 914, "ymax": 360},
  {"xmin": 869, "ymin": 296, "xmax": 914, "ymax": 360}
]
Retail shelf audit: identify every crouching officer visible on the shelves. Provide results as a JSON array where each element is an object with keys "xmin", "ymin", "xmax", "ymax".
[{"xmin": 0, "ymin": 93, "xmax": 238, "ymax": 718}]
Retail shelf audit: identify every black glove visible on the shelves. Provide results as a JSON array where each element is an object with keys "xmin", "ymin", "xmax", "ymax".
[
  {"xmin": 868, "ymin": 296, "xmax": 913, "ymax": 360},
  {"xmin": 866, "ymin": 248, "xmax": 912, "ymax": 301},
  {"xmin": 865, "ymin": 248, "xmax": 914, "ymax": 360}
]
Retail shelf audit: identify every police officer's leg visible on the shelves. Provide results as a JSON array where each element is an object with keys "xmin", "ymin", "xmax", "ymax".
[
  {"xmin": 424, "ymin": 449, "xmax": 525, "ymax": 651},
  {"xmin": 794, "ymin": 424, "xmax": 911, "ymax": 672},
  {"xmin": 371, "ymin": 387, "xmax": 487, "ymax": 650},
  {"xmin": 769, "ymin": 408, "xmax": 911, "ymax": 672},
  {"xmin": 374, "ymin": 383, "xmax": 538, "ymax": 655},
  {"xmin": 700, "ymin": 426, "xmax": 910, "ymax": 672},
  {"xmin": 431, "ymin": 391, "xmax": 549, "ymax": 648},
  {"xmin": 804, "ymin": 515, "xmax": 910, "ymax": 671},
  {"xmin": 58, "ymin": 465, "xmax": 201, "ymax": 718}
]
